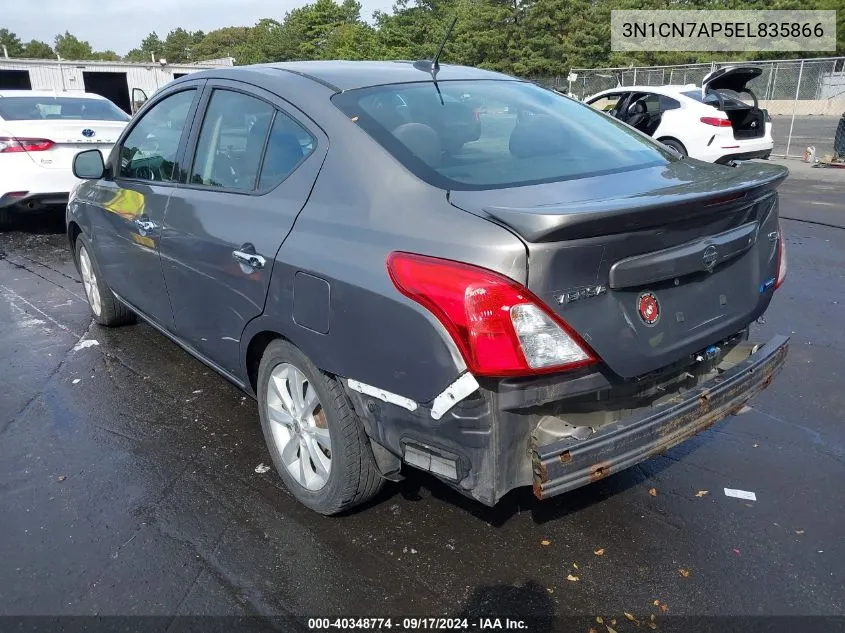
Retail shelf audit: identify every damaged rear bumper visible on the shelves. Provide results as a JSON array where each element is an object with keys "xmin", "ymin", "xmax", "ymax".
[{"xmin": 532, "ymin": 335, "xmax": 789, "ymax": 499}]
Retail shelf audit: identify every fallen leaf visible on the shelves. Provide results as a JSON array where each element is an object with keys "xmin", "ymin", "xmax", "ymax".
[
  {"xmin": 679, "ymin": 568, "xmax": 690, "ymax": 578},
  {"xmin": 573, "ymin": 562, "xmax": 579, "ymax": 569},
  {"xmin": 541, "ymin": 539, "xmax": 551, "ymax": 546},
  {"xmin": 547, "ymin": 587, "xmax": 554, "ymax": 594},
  {"xmin": 659, "ymin": 604, "xmax": 669, "ymax": 613},
  {"xmin": 254, "ymin": 463, "xmax": 271, "ymax": 474},
  {"xmin": 610, "ymin": 620, "xmax": 617, "ymax": 626},
  {"xmin": 795, "ymin": 530, "xmax": 805, "ymax": 535},
  {"xmin": 647, "ymin": 622, "xmax": 658, "ymax": 630},
  {"xmin": 733, "ymin": 548, "xmax": 741, "ymax": 555},
  {"xmin": 594, "ymin": 548, "xmax": 605, "ymax": 556},
  {"xmin": 650, "ymin": 615, "xmax": 656, "ymax": 622},
  {"xmin": 653, "ymin": 600, "xmax": 660, "ymax": 607},
  {"xmin": 56, "ymin": 475, "xmax": 67, "ymax": 482},
  {"xmin": 624, "ymin": 612, "xmax": 637, "ymax": 622},
  {"xmin": 606, "ymin": 627, "xmax": 617, "ymax": 633},
  {"xmin": 596, "ymin": 617, "xmax": 604, "ymax": 624},
  {"xmin": 566, "ymin": 574, "xmax": 579, "ymax": 582},
  {"xmin": 695, "ymin": 490, "xmax": 709, "ymax": 497},
  {"xmin": 648, "ymin": 487, "xmax": 657, "ymax": 497}
]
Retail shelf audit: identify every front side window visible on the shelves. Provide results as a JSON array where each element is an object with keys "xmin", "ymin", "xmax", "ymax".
[
  {"xmin": 190, "ymin": 90, "xmax": 275, "ymax": 191},
  {"xmin": 589, "ymin": 94, "xmax": 625, "ymax": 113},
  {"xmin": 334, "ymin": 80, "xmax": 670, "ymax": 190},
  {"xmin": 119, "ymin": 90, "xmax": 196, "ymax": 182},
  {"xmin": 0, "ymin": 96, "xmax": 129, "ymax": 122}
]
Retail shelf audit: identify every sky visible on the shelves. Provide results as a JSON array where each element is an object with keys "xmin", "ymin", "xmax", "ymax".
[{"xmin": 4, "ymin": 0, "xmax": 396, "ymax": 55}]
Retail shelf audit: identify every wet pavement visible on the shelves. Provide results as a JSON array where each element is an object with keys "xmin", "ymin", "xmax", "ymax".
[{"xmin": 1, "ymin": 179, "xmax": 844, "ymax": 626}]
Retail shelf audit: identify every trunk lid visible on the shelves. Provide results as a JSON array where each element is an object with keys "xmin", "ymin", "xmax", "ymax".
[
  {"xmin": 701, "ymin": 66, "xmax": 763, "ymax": 99},
  {"xmin": 1, "ymin": 120, "xmax": 125, "ymax": 170},
  {"xmin": 450, "ymin": 160, "xmax": 787, "ymax": 379}
]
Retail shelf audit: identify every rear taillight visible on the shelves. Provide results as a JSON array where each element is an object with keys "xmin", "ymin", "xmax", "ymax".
[
  {"xmin": 386, "ymin": 252, "xmax": 598, "ymax": 377},
  {"xmin": 700, "ymin": 117, "xmax": 732, "ymax": 127},
  {"xmin": 775, "ymin": 227, "xmax": 787, "ymax": 289},
  {"xmin": 0, "ymin": 137, "xmax": 55, "ymax": 153}
]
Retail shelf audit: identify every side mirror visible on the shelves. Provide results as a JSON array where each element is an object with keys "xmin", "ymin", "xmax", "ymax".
[{"xmin": 73, "ymin": 149, "xmax": 105, "ymax": 180}]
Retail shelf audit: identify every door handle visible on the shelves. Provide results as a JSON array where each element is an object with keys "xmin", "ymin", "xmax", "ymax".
[
  {"xmin": 134, "ymin": 217, "xmax": 158, "ymax": 232},
  {"xmin": 232, "ymin": 250, "xmax": 266, "ymax": 270}
]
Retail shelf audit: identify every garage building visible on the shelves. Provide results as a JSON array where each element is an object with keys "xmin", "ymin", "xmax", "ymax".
[{"xmin": 0, "ymin": 57, "xmax": 234, "ymax": 113}]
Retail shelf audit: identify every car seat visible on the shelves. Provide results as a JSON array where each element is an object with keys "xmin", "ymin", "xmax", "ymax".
[
  {"xmin": 259, "ymin": 130, "xmax": 305, "ymax": 187},
  {"xmin": 624, "ymin": 101, "xmax": 650, "ymax": 132}
]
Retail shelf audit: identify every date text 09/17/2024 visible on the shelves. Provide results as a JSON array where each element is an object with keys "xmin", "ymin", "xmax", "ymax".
[{"xmin": 307, "ymin": 618, "xmax": 529, "ymax": 630}]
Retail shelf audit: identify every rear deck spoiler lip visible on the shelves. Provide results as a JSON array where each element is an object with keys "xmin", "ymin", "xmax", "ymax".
[{"xmin": 482, "ymin": 163, "xmax": 788, "ymax": 243}]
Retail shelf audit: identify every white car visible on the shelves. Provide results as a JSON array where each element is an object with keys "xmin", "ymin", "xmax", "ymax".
[
  {"xmin": 0, "ymin": 91, "xmax": 129, "ymax": 228},
  {"xmin": 585, "ymin": 66, "xmax": 774, "ymax": 164}
]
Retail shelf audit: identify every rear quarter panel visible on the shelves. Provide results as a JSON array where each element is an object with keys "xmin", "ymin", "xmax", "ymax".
[{"xmin": 239, "ymin": 79, "xmax": 528, "ymax": 403}]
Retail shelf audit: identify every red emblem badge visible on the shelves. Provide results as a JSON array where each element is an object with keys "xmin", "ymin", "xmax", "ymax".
[{"xmin": 637, "ymin": 292, "xmax": 660, "ymax": 326}]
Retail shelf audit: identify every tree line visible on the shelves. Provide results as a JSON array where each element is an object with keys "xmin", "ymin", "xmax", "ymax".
[{"xmin": 2, "ymin": 0, "xmax": 843, "ymax": 78}]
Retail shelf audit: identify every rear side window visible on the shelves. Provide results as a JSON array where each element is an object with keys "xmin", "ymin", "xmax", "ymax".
[
  {"xmin": 190, "ymin": 89, "xmax": 316, "ymax": 192},
  {"xmin": 333, "ymin": 80, "xmax": 669, "ymax": 190},
  {"xmin": 0, "ymin": 96, "xmax": 129, "ymax": 122},
  {"xmin": 258, "ymin": 111, "xmax": 315, "ymax": 190},
  {"xmin": 191, "ymin": 90, "xmax": 275, "ymax": 191}
]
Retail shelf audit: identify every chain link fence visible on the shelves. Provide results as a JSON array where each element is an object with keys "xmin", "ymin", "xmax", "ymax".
[{"xmin": 534, "ymin": 57, "xmax": 845, "ymax": 158}]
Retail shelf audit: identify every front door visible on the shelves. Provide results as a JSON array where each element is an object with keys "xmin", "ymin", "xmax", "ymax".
[
  {"xmin": 88, "ymin": 86, "xmax": 202, "ymax": 331},
  {"xmin": 159, "ymin": 81, "xmax": 326, "ymax": 375}
]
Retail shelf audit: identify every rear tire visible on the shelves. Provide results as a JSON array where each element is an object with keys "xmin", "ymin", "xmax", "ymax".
[
  {"xmin": 257, "ymin": 339, "xmax": 383, "ymax": 514},
  {"xmin": 74, "ymin": 234, "xmax": 136, "ymax": 326},
  {"xmin": 0, "ymin": 207, "xmax": 12, "ymax": 231},
  {"xmin": 659, "ymin": 138, "xmax": 687, "ymax": 157}
]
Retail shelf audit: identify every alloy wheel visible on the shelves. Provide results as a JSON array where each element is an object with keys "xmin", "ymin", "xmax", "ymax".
[
  {"xmin": 266, "ymin": 363, "xmax": 332, "ymax": 491},
  {"xmin": 78, "ymin": 246, "xmax": 102, "ymax": 317}
]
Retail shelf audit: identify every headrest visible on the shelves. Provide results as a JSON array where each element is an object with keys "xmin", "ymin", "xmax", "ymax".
[
  {"xmin": 509, "ymin": 114, "xmax": 569, "ymax": 158},
  {"xmin": 392, "ymin": 123, "xmax": 442, "ymax": 167}
]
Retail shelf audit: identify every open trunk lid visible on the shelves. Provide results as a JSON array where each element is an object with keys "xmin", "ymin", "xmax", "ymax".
[
  {"xmin": 701, "ymin": 66, "xmax": 763, "ymax": 99},
  {"xmin": 450, "ymin": 160, "xmax": 787, "ymax": 379}
]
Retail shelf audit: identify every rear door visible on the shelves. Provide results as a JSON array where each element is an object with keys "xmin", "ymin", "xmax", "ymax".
[
  {"xmin": 86, "ymin": 84, "xmax": 203, "ymax": 330},
  {"xmin": 159, "ymin": 80, "xmax": 327, "ymax": 375}
]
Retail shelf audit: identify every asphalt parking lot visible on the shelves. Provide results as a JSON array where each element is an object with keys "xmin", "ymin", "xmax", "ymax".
[
  {"xmin": 1, "ymin": 162, "xmax": 843, "ymax": 629},
  {"xmin": 770, "ymin": 115, "xmax": 843, "ymax": 157}
]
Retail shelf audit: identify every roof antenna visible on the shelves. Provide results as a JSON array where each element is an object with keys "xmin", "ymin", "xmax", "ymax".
[
  {"xmin": 414, "ymin": 14, "xmax": 457, "ymax": 77},
  {"xmin": 414, "ymin": 15, "xmax": 457, "ymax": 104}
]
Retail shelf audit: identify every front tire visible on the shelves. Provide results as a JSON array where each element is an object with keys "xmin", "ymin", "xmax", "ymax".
[
  {"xmin": 74, "ymin": 235, "xmax": 136, "ymax": 326},
  {"xmin": 257, "ymin": 340, "xmax": 383, "ymax": 514}
]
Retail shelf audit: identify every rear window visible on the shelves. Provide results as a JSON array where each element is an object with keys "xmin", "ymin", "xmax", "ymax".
[
  {"xmin": 332, "ymin": 80, "xmax": 669, "ymax": 190},
  {"xmin": 682, "ymin": 90, "xmax": 751, "ymax": 108},
  {"xmin": 0, "ymin": 96, "xmax": 129, "ymax": 122}
]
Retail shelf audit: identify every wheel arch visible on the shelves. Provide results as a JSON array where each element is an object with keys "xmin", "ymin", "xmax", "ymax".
[
  {"xmin": 67, "ymin": 220, "xmax": 82, "ymax": 253},
  {"xmin": 244, "ymin": 329, "xmax": 287, "ymax": 396},
  {"xmin": 656, "ymin": 136, "xmax": 688, "ymax": 155}
]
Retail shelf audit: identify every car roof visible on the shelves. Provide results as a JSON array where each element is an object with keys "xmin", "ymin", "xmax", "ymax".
[
  {"xmin": 260, "ymin": 60, "xmax": 517, "ymax": 91},
  {"xmin": 0, "ymin": 90, "xmax": 109, "ymax": 100}
]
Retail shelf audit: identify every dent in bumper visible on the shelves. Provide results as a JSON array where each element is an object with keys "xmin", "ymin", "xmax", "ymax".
[{"xmin": 533, "ymin": 335, "xmax": 789, "ymax": 499}]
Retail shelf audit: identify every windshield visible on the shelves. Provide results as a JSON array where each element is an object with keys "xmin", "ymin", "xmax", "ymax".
[
  {"xmin": 0, "ymin": 96, "xmax": 130, "ymax": 122},
  {"xmin": 332, "ymin": 80, "xmax": 670, "ymax": 190}
]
